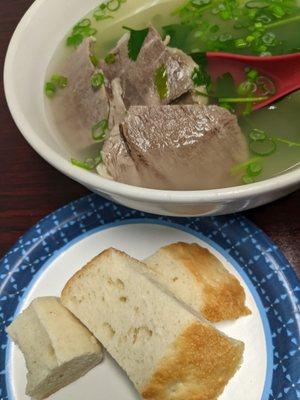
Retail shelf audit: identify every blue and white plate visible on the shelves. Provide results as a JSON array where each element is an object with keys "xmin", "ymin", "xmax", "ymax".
[{"xmin": 1, "ymin": 194, "xmax": 299, "ymax": 400}]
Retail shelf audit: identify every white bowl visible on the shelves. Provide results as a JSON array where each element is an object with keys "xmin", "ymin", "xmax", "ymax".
[{"xmin": 4, "ymin": 0, "xmax": 300, "ymax": 217}]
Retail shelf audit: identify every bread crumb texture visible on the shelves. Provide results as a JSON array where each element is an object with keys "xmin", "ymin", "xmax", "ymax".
[
  {"xmin": 164, "ymin": 243, "xmax": 251, "ymax": 321},
  {"xmin": 141, "ymin": 322, "xmax": 244, "ymax": 400}
]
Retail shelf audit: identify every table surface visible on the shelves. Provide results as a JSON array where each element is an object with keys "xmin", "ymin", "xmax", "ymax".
[{"xmin": 0, "ymin": 0, "xmax": 299, "ymax": 276}]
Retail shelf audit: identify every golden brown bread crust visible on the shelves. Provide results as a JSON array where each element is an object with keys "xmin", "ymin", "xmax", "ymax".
[
  {"xmin": 163, "ymin": 242, "xmax": 251, "ymax": 322},
  {"xmin": 141, "ymin": 322, "xmax": 244, "ymax": 400}
]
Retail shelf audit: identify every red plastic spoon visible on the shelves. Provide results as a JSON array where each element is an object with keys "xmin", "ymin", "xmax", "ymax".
[{"xmin": 206, "ymin": 52, "xmax": 300, "ymax": 110}]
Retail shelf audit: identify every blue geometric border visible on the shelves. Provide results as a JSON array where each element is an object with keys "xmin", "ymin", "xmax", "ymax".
[{"xmin": 0, "ymin": 194, "xmax": 299, "ymax": 399}]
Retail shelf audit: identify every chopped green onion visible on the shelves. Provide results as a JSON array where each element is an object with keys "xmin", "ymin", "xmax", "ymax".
[
  {"xmin": 105, "ymin": 53, "xmax": 116, "ymax": 64},
  {"xmin": 166, "ymin": 0, "xmax": 300, "ymax": 57},
  {"xmin": 231, "ymin": 156, "xmax": 262, "ymax": 174},
  {"xmin": 242, "ymin": 175, "xmax": 255, "ymax": 184},
  {"xmin": 218, "ymin": 33, "xmax": 232, "ymax": 42},
  {"xmin": 256, "ymin": 76, "xmax": 276, "ymax": 96},
  {"xmin": 262, "ymin": 32, "xmax": 276, "ymax": 45},
  {"xmin": 67, "ymin": 33, "xmax": 84, "ymax": 47},
  {"xmin": 71, "ymin": 158, "xmax": 94, "ymax": 171},
  {"xmin": 235, "ymin": 38, "xmax": 248, "ymax": 48},
  {"xmin": 250, "ymin": 138, "xmax": 277, "ymax": 156},
  {"xmin": 217, "ymin": 96, "xmax": 268, "ymax": 103},
  {"xmin": 246, "ymin": 68, "xmax": 259, "ymax": 81},
  {"xmin": 71, "ymin": 148, "xmax": 103, "ymax": 171},
  {"xmin": 94, "ymin": 151, "xmax": 103, "ymax": 166},
  {"xmin": 92, "ymin": 0, "xmax": 126, "ymax": 20},
  {"xmin": 265, "ymin": 14, "xmax": 300, "ymax": 30},
  {"xmin": 90, "ymin": 54, "xmax": 99, "ymax": 67},
  {"xmin": 67, "ymin": 17, "xmax": 98, "ymax": 47},
  {"xmin": 256, "ymin": 14, "xmax": 271, "ymax": 24},
  {"xmin": 269, "ymin": 4, "xmax": 285, "ymax": 19},
  {"xmin": 154, "ymin": 65, "xmax": 169, "ymax": 100},
  {"xmin": 107, "ymin": 0, "xmax": 122, "ymax": 12},
  {"xmin": 80, "ymin": 27, "xmax": 97, "ymax": 37},
  {"xmin": 51, "ymin": 74, "xmax": 68, "ymax": 89},
  {"xmin": 273, "ymin": 137, "xmax": 300, "ymax": 147},
  {"xmin": 237, "ymin": 80, "xmax": 257, "ymax": 96},
  {"xmin": 247, "ymin": 162, "xmax": 263, "ymax": 176},
  {"xmin": 191, "ymin": 0, "xmax": 212, "ymax": 6},
  {"xmin": 91, "ymin": 72, "xmax": 105, "ymax": 89},
  {"xmin": 243, "ymin": 101, "xmax": 253, "ymax": 115},
  {"xmin": 246, "ymin": 1, "xmax": 269, "ymax": 9},
  {"xmin": 44, "ymin": 82, "xmax": 56, "ymax": 98},
  {"xmin": 92, "ymin": 119, "xmax": 109, "ymax": 141},
  {"xmin": 93, "ymin": 10, "xmax": 113, "ymax": 21},
  {"xmin": 246, "ymin": 35, "xmax": 255, "ymax": 43},
  {"xmin": 249, "ymin": 128, "xmax": 267, "ymax": 141},
  {"xmin": 45, "ymin": 75, "xmax": 68, "ymax": 98},
  {"xmin": 77, "ymin": 19, "xmax": 91, "ymax": 28}
]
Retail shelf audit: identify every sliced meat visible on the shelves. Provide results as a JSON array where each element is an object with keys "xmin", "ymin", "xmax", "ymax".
[
  {"xmin": 101, "ymin": 77, "xmax": 140, "ymax": 183},
  {"xmin": 51, "ymin": 38, "xmax": 109, "ymax": 151},
  {"xmin": 104, "ymin": 105, "xmax": 249, "ymax": 190},
  {"xmin": 102, "ymin": 125, "xmax": 141, "ymax": 185},
  {"xmin": 100, "ymin": 26, "xmax": 197, "ymax": 107},
  {"xmin": 107, "ymin": 78, "xmax": 127, "ymax": 129}
]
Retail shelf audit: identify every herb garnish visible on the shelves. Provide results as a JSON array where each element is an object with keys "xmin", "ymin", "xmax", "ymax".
[
  {"xmin": 44, "ymin": 82, "xmax": 56, "ymax": 99},
  {"xmin": 44, "ymin": 75, "xmax": 68, "ymax": 98},
  {"xmin": 105, "ymin": 53, "xmax": 117, "ymax": 64},
  {"xmin": 92, "ymin": 119, "xmax": 109, "ymax": 141},
  {"xmin": 71, "ymin": 151, "xmax": 103, "ymax": 171},
  {"xmin": 192, "ymin": 64, "xmax": 212, "ymax": 88},
  {"xmin": 67, "ymin": 18, "xmax": 97, "ymax": 47},
  {"xmin": 90, "ymin": 54, "xmax": 99, "ymax": 67},
  {"xmin": 164, "ymin": 0, "xmax": 300, "ymax": 56},
  {"xmin": 93, "ymin": 0, "xmax": 126, "ymax": 21},
  {"xmin": 155, "ymin": 65, "xmax": 169, "ymax": 100},
  {"xmin": 123, "ymin": 26, "xmax": 150, "ymax": 61},
  {"xmin": 91, "ymin": 72, "xmax": 105, "ymax": 89},
  {"xmin": 67, "ymin": 1, "xmax": 127, "ymax": 47},
  {"xmin": 192, "ymin": 57, "xmax": 275, "ymax": 115},
  {"xmin": 231, "ymin": 128, "xmax": 300, "ymax": 183}
]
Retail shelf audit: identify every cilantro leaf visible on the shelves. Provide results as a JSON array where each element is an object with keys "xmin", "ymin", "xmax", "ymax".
[
  {"xmin": 190, "ymin": 53, "xmax": 212, "ymax": 89},
  {"xmin": 123, "ymin": 26, "xmax": 149, "ymax": 61}
]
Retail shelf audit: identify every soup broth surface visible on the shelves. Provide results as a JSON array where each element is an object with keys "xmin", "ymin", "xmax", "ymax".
[{"xmin": 46, "ymin": 0, "xmax": 300, "ymax": 186}]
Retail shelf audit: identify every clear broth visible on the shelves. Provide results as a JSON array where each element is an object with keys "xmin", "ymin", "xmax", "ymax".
[{"xmin": 46, "ymin": 0, "xmax": 300, "ymax": 184}]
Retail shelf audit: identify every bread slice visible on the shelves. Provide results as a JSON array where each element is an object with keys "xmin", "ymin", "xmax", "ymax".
[
  {"xmin": 144, "ymin": 242, "xmax": 251, "ymax": 322},
  {"xmin": 7, "ymin": 297, "xmax": 103, "ymax": 400},
  {"xmin": 61, "ymin": 248, "xmax": 244, "ymax": 400}
]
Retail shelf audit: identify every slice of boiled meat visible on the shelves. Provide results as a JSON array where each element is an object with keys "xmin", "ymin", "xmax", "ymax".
[
  {"xmin": 100, "ymin": 26, "xmax": 197, "ymax": 107},
  {"xmin": 51, "ymin": 38, "xmax": 109, "ymax": 152},
  {"xmin": 101, "ymin": 78, "xmax": 140, "ymax": 184},
  {"xmin": 107, "ymin": 78, "xmax": 127, "ymax": 129},
  {"xmin": 103, "ymin": 105, "xmax": 249, "ymax": 190}
]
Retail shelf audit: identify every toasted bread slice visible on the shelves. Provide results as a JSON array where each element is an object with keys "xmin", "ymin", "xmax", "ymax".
[
  {"xmin": 145, "ymin": 242, "xmax": 251, "ymax": 322},
  {"xmin": 61, "ymin": 248, "xmax": 244, "ymax": 400}
]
